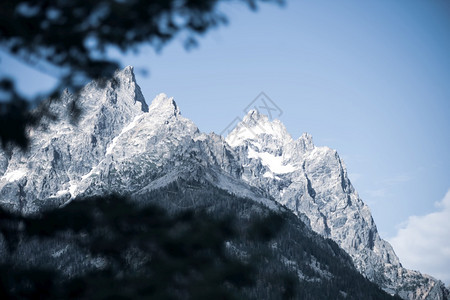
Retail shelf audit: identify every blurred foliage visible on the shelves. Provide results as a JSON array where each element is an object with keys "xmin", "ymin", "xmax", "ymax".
[
  {"xmin": 0, "ymin": 0, "xmax": 284, "ymax": 149},
  {"xmin": 0, "ymin": 194, "xmax": 282, "ymax": 299}
]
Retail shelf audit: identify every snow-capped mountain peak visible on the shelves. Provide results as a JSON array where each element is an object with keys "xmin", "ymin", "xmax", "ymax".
[
  {"xmin": 226, "ymin": 109, "xmax": 293, "ymax": 148},
  {"xmin": 148, "ymin": 93, "xmax": 180, "ymax": 118}
]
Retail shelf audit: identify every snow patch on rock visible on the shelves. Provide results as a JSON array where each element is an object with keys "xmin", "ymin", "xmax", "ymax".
[{"xmin": 1, "ymin": 169, "xmax": 26, "ymax": 182}]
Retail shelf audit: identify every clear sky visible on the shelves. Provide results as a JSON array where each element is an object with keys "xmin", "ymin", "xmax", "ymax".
[{"xmin": 1, "ymin": 0, "xmax": 449, "ymax": 284}]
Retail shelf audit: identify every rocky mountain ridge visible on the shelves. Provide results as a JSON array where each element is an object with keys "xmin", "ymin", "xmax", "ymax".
[
  {"xmin": 226, "ymin": 110, "xmax": 448, "ymax": 299},
  {"xmin": 0, "ymin": 67, "xmax": 448, "ymax": 299}
]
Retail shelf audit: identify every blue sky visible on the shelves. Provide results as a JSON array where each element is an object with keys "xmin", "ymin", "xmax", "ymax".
[{"xmin": 1, "ymin": 0, "xmax": 449, "ymax": 283}]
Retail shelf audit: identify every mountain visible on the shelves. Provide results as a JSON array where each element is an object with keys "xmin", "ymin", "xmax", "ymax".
[
  {"xmin": 226, "ymin": 111, "xmax": 449, "ymax": 299},
  {"xmin": 0, "ymin": 67, "xmax": 448, "ymax": 299}
]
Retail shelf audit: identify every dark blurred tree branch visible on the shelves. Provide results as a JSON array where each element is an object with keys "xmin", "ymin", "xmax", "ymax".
[{"xmin": 0, "ymin": 0, "xmax": 284, "ymax": 149}]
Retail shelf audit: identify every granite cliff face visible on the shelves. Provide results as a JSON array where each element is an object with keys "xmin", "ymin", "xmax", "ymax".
[
  {"xmin": 0, "ymin": 66, "xmax": 148, "ymax": 212},
  {"xmin": 226, "ymin": 111, "xmax": 448, "ymax": 299},
  {"xmin": 0, "ymin": 67, "xmax": 448, "ymax": 299}
]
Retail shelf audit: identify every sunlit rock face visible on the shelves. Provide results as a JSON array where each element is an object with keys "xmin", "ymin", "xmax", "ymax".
[
  {"xmin": 0, "ymin": 67, "xmax": 448, "ymax": 300},
  {"xmin": 0, "ymin": 66, "xmax": 148, "ymax": 212},
  {"xmin": 226, "ymin": 110, "xmax": 449, "ymax": 300}
]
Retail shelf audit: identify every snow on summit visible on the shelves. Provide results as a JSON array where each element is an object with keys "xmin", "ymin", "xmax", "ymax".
[{"xmin": 226, "ymin": 109, "xmax": 293, "ymax": 147}]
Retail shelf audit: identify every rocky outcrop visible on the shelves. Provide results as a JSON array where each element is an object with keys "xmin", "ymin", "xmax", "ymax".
[{"xmin": 226, "ymin": 110, "xmax": 449, "ymax": 299}]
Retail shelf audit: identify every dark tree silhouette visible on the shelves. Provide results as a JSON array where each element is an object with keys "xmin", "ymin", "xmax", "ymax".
[
  {"xmin": 0, "ymin": 0, "xmax": 284, "ymax": 149},
  {"xmin": 0, "ymin": 194, "xmax": 278, "ymax": 299}
]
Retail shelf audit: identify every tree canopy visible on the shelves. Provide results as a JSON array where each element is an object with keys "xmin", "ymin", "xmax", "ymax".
[{"xmin": 0, "ymin": 194, "xmax": 286, "ymax": 299}]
